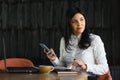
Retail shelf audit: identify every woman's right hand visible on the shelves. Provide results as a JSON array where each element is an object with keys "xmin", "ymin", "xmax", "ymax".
[{"xmin": 43, "ymin": 48, "xmax": 56, "ymax": 61}]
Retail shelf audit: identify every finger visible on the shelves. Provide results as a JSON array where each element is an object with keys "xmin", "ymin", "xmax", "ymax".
[
  {"xmin": 48, "ymin": 53, "xmax": 52, "ymax": 57},
  {"xmin": 77, "ymin": 60, "xmax": 83, "ymax": 67},
  {"xmin": 74, "ymin": 59, "xmax": 79, "ymax": 63},
  {"xmin": 43, "ymin": 49, "xmax": 48, "ymax": 54},
  {"xmin": 72, "ymin": 61, "xmax": 78, "ymax": 66},
  {"xmin": 73, "ymin": 60, "xmax": 82, "ymax": 67},
  {"xmin": 49, "ymin": 48, "xmax": 54, "ymax": 54},
  {"xmin": 47, "ymin": 54, "xmax": 54, "ymax": 59},
  {"xmin": 47, "ymin": 52, "xmax": 52, "ymax": 56},
  {"xmin": 74, "ymin": 59, "xmax": 76, "ymax": 61},
  {"xmin": 45, "ymin": 49, "xmax": 52, "ymax": 55}
]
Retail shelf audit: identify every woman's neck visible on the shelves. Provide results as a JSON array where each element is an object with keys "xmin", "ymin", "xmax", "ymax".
[
  {"xmin": 72, "ymin": 33, "xmax": 81, "ymax": 39},
  {"xmin": 73, "ymin": 33, "xmax": 81, "ymax": 37}
]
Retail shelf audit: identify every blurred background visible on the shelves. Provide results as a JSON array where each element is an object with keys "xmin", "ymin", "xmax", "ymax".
[{"xmin": 0, "ymin": 0, "xmax": 119, "ymax": 79}]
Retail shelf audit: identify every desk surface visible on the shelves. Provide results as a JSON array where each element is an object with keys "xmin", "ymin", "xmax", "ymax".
[{"xmin": 0, "ymin": 72, "xmax": 88, "ymax": 80}]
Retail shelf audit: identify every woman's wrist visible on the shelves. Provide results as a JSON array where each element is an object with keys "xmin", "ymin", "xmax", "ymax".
[
  {"xmin": 50, "ymin": 57, "xmax": 56, "ymax": 61},
  {"xmin": 81, "ymin": 64, "xmax": 87, "ymax": 70}
]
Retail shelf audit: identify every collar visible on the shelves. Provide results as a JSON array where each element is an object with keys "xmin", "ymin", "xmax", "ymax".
[{"xmin": 71, "ymin": 34, "xmax": 81, "ymax": 40}]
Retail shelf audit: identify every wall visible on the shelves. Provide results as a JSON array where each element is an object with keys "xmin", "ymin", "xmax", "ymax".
[{"xmin": 0, "ymin": 0, "xmax": 119, "ymax": 66}]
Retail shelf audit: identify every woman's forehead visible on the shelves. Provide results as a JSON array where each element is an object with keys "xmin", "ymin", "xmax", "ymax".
[{"xmin": 72, "ymin": 13, "xmax": 85, "ymax": 19}]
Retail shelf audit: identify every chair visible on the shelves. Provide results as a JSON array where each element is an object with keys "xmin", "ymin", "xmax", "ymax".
[
  {"xmin": 0, "ymin": 58, "xmax": 34, "ymax": 71},
  {"xmin": 97, "ymin": 69, "xmax": 112, "ymax": 80}
]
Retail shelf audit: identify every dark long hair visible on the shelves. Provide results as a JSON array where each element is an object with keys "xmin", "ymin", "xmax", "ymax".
[{"xmin": 63, "ymin": 7, "xmax": 91, "ymax": 49}]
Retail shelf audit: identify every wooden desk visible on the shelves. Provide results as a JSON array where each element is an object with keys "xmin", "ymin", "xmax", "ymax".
[{"xmin": 0, "ymin": 72, "xmax": 88, "ymax": 80}]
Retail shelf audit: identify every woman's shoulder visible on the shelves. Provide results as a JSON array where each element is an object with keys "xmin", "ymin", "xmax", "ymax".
[
  {"xmin": 89, "ymin": 33, "xmax": 102, "ymax": 44},
  {"xmin": 60, "ymin": 37, "xmax": 65, "ymax": 44},
  {"xmin": 60, "ymin": 37, "xmax": 65, "ymax": 41},
  {"xmin": 90, "ymin": 33, "xmax": 101, "ymax": 39}
]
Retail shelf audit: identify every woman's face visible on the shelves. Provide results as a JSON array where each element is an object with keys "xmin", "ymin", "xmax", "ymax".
[{"xmin": 70, "ymin": 13, "xmax": 86, "ymax": 36}]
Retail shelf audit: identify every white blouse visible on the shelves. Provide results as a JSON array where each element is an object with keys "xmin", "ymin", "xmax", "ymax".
[{"xmin": 51, "ymin": 33, "xmax": 108, "ymax": 75}]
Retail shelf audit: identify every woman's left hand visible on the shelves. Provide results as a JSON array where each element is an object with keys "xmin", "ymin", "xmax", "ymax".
[{"xmin": 72, "ymin": 59, "xmax": 87, "ymax": 70}]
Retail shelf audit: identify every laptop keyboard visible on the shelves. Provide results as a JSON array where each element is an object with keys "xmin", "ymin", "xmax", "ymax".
[{"xmin": 6, "ymin": 67, "xmax": 39, "ymax": 73}]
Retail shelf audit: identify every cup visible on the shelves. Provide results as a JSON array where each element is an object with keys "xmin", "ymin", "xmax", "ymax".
[{"xmin": 39, "ymin": 65, "xmax": 54, "ymax": 73}]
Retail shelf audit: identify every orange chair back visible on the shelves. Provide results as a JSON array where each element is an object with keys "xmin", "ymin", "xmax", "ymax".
[
  {"xmin": 0, "ymin": 58, "xmax": 34, "ymax": 71},
  {"xmin": 98, "ymin": 69, "xmax": 112, "ymax": 80}
]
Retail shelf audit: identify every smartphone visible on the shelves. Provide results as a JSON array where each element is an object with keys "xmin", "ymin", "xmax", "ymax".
[
  {"xmin": 39, "ymin": 43, "xmax": 50, "ymax": 51},
  {"xmin": 40, "ymin": 43, "xmax": 56, "ymax": 56}
]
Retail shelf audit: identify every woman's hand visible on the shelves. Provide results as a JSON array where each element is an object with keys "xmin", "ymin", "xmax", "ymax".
[
  {"xmin": 72, "ymin": 59, "xmax": 87, "ymax": 70},
  {"xmin": 43, "ymin": 48, "xmax": 56, "ymax": 61}
]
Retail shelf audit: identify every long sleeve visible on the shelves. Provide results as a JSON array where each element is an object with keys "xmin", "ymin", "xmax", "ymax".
[
  {"xmin": 51, "ymin": 37, "xmax": 65, "ymax": 67},
  {"xmin": 86, "ymin": 35, "xmax": 108, "ymax": 75}
]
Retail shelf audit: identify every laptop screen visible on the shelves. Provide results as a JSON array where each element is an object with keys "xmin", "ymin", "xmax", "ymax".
[
  {"xmin": 2, "ymin": 37, "xmax": 39, "ymax": 73},
  {"xmin": 2, "ymin": 37, "xmax": 8, "ymax": 72}
]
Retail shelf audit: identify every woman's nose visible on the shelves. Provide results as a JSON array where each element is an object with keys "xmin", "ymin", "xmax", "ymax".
[{"xmin": 77, "ymin": 21, "xmax": 81, "ymax": 26}]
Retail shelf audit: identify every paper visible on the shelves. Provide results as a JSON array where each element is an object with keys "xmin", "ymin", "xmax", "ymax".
[
  {"xmin": 54, "ymin": 67, "xmax": 70, "ymax": 70},
  {"xmin": 57, "ymin": 70, "xmax": 78, "ymax": 76},
  {"xmin": 57, "ymin": 70, "xmax": 78, "ymax": 74}
]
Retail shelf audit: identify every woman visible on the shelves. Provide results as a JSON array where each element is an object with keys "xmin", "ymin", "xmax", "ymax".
[{"xmin": 44, "ymin": 7, "xmax": 111, "ymax": 78}]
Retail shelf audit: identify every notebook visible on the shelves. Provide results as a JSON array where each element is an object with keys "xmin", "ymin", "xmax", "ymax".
[
  {"xmin": 54, "ymin": 66, "xmax": 78, "ymax": 75},
  {"xmin": 2, "ymin": 37, "xmax": 39, "ymax": 73}
]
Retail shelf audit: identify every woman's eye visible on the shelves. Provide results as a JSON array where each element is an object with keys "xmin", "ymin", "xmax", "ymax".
[
  {"xmin": 80, "ymin": 19, "xmax": 82, "ymax": 21},
  {"xmin": 80, "ymin": 18, "xmax": 84, "ymax": 21},
  {"xmin": 71, "ymin": 20, "xmax": 77, "ymax": 23}
]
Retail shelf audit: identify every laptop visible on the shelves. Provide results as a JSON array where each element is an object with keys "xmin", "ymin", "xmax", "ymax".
[{"xmin": 2, "ymin": 37, "xmax": 39, "ymax": 73}]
